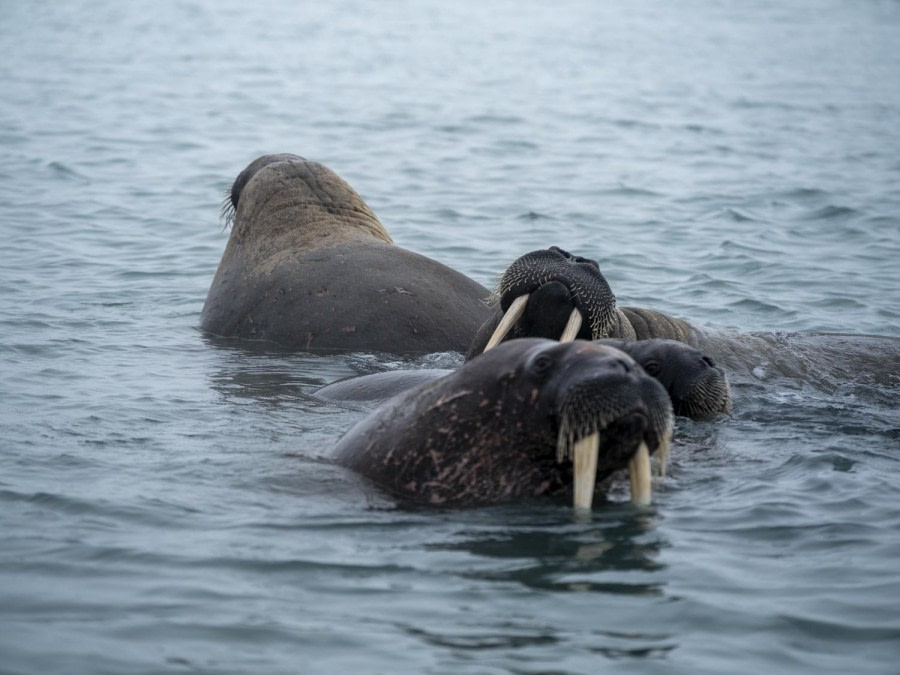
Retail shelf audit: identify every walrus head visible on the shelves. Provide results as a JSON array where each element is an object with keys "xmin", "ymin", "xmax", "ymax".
[
  {"xmin": 220, "ymin": 153, "xmax": 393, "ymax": 247},
  {"xmin": 220, "ymin": 153, "xmax": 300, "ymax": 226},
  {"xmin": 470, "ymin": 247, "xmax": 622, "ymax": 357},
  {"xmin": 335, "ymin": 339, "xmax": 674, "ymax": 510},
  {"xmin": 598, "ymin": 339, "xmax": 733, "ymax": 419},
  {"xmin": 542, "ymin": 341, "xmax": 674, "ymax": 510}
]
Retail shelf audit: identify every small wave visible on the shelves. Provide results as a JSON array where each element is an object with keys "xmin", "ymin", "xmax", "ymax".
[
  {"xmin": 682, "ymin": 122, "xmax": 724, "ymax": 136},
  {"xmin": 467, "ymin": 114, "xmax": 524, "ymax": 125},
  {"xmin": 722, "ymin": 207, "xmax": 761, "ymax": 223},
  {"xmin": 434, "ymin": 124, "xmax": 470, "ymax": 134},
  {"xmin": 775, "ymin": 187, "xmax": 830, "ymax": 202},
  {"xmin": 596, "ymin": 184, "xmax": 664, "ymax": 198},
  {"xmin": 432, "ymin": 207, "xmax": 461, "ymax": 220},
  {"xmin": 802, "ymin": 205, "xmax": 862, "ymax": 221},
  {"xmin": 728, "ymin": 297, "xmax": 791, "ymax": 315},
  {"xmin": 731, "ymin": 97, "xmax": 798, "ymax": 111},
  {"xmin": 516, "ymin": 211, "xmax": 552, "ymax": 221},
  {"xmin": 697, "ymin": 207, "xmax": 767, "ymax": 224},
  {"xmin": 611, "ymin": 117, "xmax": 660, "ymax": 131},
  {"xmin": 47, "ymin": 161, "xmax": 90, "ymax": 184},
  {"xmin": 716, "ymin": 238, "xmax": 779, "ymax": 256},
  {"xmin": 492, "ymin": 139, "xmax": 539, "ymax": 151}
]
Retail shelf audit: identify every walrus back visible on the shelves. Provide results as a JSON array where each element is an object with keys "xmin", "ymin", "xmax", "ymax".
[{"xmin": 618, "ymin": 306, "xmax": 700, "ymax": 345}]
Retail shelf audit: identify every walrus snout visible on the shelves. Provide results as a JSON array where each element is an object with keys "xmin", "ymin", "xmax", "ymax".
[
  {"xmin": 480, "ymin": 248, "xmax": 619, "ymax": 352},
  {"xmin": 332, "ymin": 339, "xmax": 674, "ymax": 510},
  {"xmin": 662, "ymin": 351, "xmax": 732, "ymax": 420},
  {"xmin": 551, "ymin": 343, "xmax": 674, "ymax": 510},
  {"xmin": 596, "ymin": 338, "xmax": 733, "ymax": 421},
  {"xmin": 497, "ymin": 247, "xmax": 611, "ymax": 315},
  {"xmin": 547, "ymin": 245, "xmax": 600, "ymax": 270},
  {"xmin": 674, "ymin": 364, "xmax": 733, "ymax": 419}
]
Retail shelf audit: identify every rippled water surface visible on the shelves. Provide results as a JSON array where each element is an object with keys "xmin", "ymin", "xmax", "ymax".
[{"xmin": 2, "ymin": 1, "xmax": 900, "ymax": 673}]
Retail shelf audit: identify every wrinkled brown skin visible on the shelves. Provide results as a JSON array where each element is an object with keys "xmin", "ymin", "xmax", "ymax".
[
  {"xmin": 472, "ymin": 248, "xmax": 900, "ymax": 390},
  {"xmin": 332, "ymin": 339, "xmax": 673, "ymax": 507},
  {"xmin": 200, "ymin": 154, "xmax": 493, "ymax": 354}
]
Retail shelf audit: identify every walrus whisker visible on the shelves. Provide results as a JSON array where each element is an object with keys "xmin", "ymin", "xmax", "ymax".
[
  {"xmin": 628, "ymin": 442, "xmax": 652, "ymax": 506},
  {"xmin": 218, "ymin": 189, "xmax": 236, "ymax": 230},
  {"xmin": 559, "ymin": 309, "xmax": 583, "ymax": 343},
  {"xmin": 572, "ymin": 432, "xmax": 600, "ymax": 511},
  {"xmin": 483, "ymin": 293, "xmax": 529, "ymax": 352}
]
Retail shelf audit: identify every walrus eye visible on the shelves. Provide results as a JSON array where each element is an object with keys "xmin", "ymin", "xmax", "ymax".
[
  {"xmin": 531, "ymin": 353, "xmax": 554, "ymax": 376},
  {"xmin": 643, "ymin": 360, "xmax": 661, "ymax": 377}
]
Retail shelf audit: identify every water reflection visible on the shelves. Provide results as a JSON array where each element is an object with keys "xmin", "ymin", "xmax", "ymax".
[
  {"xmin": 201, "ymin": 333, "xmax": 463, "ymax": 406},
  {"xmin": 201, "ymin": 335, "xmax": 359, "ymax": 405},
  {"xmin": 433, "ymin": 506, "xmax": 667, "ymax": 595}
]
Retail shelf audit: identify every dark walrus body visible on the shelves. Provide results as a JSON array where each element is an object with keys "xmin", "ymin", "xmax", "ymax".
[{"xmin": 332, "ymin": 339, "xmax": 673, "ymax": 508}]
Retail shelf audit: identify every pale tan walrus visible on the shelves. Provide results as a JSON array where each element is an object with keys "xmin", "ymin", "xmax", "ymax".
[{"xmin": 201, "ymin": 154, "xmax": 492, "ymax": 354}]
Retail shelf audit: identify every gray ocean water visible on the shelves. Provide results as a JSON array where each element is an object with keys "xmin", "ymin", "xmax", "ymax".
[{"xmin": 2, "ymin": 1, "xmax": 900, "ymax": 673}]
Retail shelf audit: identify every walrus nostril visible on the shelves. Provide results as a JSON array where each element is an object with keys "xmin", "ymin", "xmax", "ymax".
[{"xmin": 702, "ymin": 356, "xmax": 716, "ymax": 368}]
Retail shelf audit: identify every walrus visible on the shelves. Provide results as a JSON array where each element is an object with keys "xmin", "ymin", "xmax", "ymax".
[
  {"xmin": 201, "ymin": 154, "xmax": 493, "ymax": 354},
  {"xmin": 595, "ymin": 339, "xmax": 731, "ymax": 418},
  {"xmin": 332, "ymin": 339, "xmax": 674, "ymax": 510},
  {"xmin": 469, "ymin": 247, "xmax": 900, "ymax": 389},
  {"xmin": 317, "ymin": 338, "xmax": 731, "ymax": 420}
]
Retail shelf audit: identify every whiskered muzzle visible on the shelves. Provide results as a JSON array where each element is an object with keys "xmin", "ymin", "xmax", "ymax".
[
  {"xmin": 675, "ymin": 370, "xmax": 733, "ymax": 420},
  {"xmin": 556, "ymin": 376, "xmax": 673, "ymax": 510}
]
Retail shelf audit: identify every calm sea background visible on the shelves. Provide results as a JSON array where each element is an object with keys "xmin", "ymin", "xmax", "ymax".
[{"xmin": 2, "ymin": 1, "xmax": 899, "ymax": 673}]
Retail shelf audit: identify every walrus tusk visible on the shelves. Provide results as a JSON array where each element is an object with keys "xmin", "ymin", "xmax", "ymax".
[
  {"xmin": 628, "ymin": 441, "xmax": 652, "ymax": 506},
  {"xmin": 558, "ymin": 309, "xmax": 582, "ymax": 343},
  {"xmin": 573, "ymin": 432, "xmax": 600, "ymax": 511},
  {"xmin": 483, "ymin": 293, "xmax": 529, "ymax": 352}
]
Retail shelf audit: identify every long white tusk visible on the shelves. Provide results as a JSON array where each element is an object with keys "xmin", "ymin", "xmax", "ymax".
[
  {"xmin": 573, "ymin": 432, "xmax": 600, "ymax": 511},
  {"xmin": 558, "ymin": 309, "xmax": 583, "ymax": 342},
  {"xmin": 628, "ymin": 442, "xmax": 652, "ymax": 506},
  {"xmin": 483, "ymin": 293, "xmax": 529, "ymax": 352}
]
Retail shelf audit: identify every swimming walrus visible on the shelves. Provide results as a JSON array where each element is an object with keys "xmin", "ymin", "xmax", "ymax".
[
  {"xmin": 331, "ymin": 339, "xmax": 674, "ymax": 510},
  {"xmin": 468, "ymin": 247, "xmax": 900, "ymax": 390},
  {"xmin": 201, "ymin": 154, "xmax": 493, "ymax": 354},
  {"xmin": 317, "ymin": 337, "xmax": 731, "ymax": 420}
]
